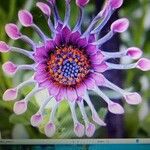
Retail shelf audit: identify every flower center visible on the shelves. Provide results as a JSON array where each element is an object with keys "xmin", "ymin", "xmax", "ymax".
[{"xmin": 47, "ymin": 45, "xmax": 90, "ymax": 86}]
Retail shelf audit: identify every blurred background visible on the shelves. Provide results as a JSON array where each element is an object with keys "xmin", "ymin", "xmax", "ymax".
[{"xmin": 0, "ymin": 0, "xmax": 150, "ymax": 139}]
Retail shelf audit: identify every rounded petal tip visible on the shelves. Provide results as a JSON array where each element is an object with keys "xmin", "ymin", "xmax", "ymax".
[
  {"xmin": 5, "ymin": 23, "xmax": 21, "ymax": 40},
  {"xmin": 108, "ymin": 102, "xmax": 124, "ymax": 114},
  {"xmin": 110, "ymin": 0, "xmax": 123, "ymax": 9},
  {"xmin": 127, "ymin": 47, "xmax": 143, "ymax": 60},
  {"xmin": 2, "ymin": 61, "xmax": 17, "ymax": 76},
  {"xmin": 74, "ymin": 122, "xmax": 85, "ymax": 137},
  {"xmin": 30, "ymin": 113, "xmax": 43, "ymax": 127},
  {"xmin": 13, "ymin": 100, "xmax": 27, "ymax": 115},
  {"xmin": 3, "ymin": 88, "xmax": 18, "ymax": 101},
  {"xmin": 124, "ymin": 92, "xmax": 142, "ymax": 105},
  {"xmin": 111, "ymin": 18, "xmax": 129, "ymax": 33},
  {"xmin": 0, "ymin": 41, "xmax": 10, "ymax": 53},
  {"xmin": 44, "ymin": 122, "xmax": 56, "ymax": 137},
  {"xmin": 136, "ymin": 58, "xmax": 150, "ymax": 71},
  {"xmin": 36, "ymin": 2, "xmax": 51, "ymax": 17},
  {"xmin": 85, "ymin": 123, "xmax": 96, "ymax": 137},
  {"xmin": 76, "ymin": 0, "xmax": 89, "ymax": 7},
  {"xmin": 18, "ymin": 10, "xmax": 33, "ymax": 27}
]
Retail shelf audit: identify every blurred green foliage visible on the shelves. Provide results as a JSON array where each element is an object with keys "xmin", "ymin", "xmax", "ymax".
[{"xmin": 0, "ymin": 0, "xmax": 150, "ymax": 139}]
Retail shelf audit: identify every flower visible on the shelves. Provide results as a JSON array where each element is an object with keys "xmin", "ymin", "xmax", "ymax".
[{"xmin": 1, "ymin": 0, "xmax": 150, "ymax": 137}]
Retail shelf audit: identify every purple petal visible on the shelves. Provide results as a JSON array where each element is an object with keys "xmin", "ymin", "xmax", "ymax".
[
  {"xmin": 85, "ymin": 123, "xmax": 96, "ymax": 137},
  {"xmin": 69, "ymin": 31, "xmax": 81, "ymax": 44},
  {"xmin": 88, "ymin": 34, "xmax": 96, "ymax": 43},
  {"xmin": 136, "ymin": 58, "xmax": 150, "ymax": 71},
  {"xmin": 67, "ymin": 88, "xmax": 78, "ymax": 101},
  {"xmin": 2, "ymin": 61, "xmax": 17, "ymax": 76},
  {"xmin": 84, "ymin": 77, "xmax": 96, "ymax": 90},
  {"xmin": 76, "ymin": 83, "xmax": 87, "ymax": 98},
  {"xmin": 30, "ymin": 112, "xmax": 43, "ymax": 127},
  {"xmin": 34, "ymin": 72, "xmax": 49, "ymax": 83},
  {"xmin": 0, "ymin": 41, "xmax": 10, "ymax": 53},
  {"xmin": 93, "ymin": 62, "xmax": 108, "ymax": 73},
  {"xmin": 108, "ymin": 102, "xmax": 124, "ymax": 114},
  {"xmin": 44, "ymin": 122, "xmax": 56, "ymax": 137},
  {"xmin": 46, "ymin": 40, "xmax": 55, "ymax": 51},
  {"xmin": 61, "ymin": 26, "xmax": 72, "ymax": 44},
  {"xmin": 40, "ymin": 79, "xmax": 53, "ymax": 88},
  {"xmin": 5, "ymin": 24, "xmax": 21, "ymax": 40},
  {"xmin": 90, "ymin": 52, "xmax": 104, "ymax": 65},
  {"xmin": 110, "ymin": 0, "xmax": 123, "ymax": 9},
  {"xmin": 127, "ymin": 47, "xmax": 143, "ymax": 60},
  {"xmin": 49, "ymin": 84, "xmax": 60, "ymax": 96},
  {"xmin": 124, "ymin": 92, "xmax": 142, "ymax": 105},
  {"xmin": 55, "ymin": 87, "xmax": 66, "ymax": 102},
  {"xmin": 85, "ymin": 44, "xmax": 97, "ymax": 55},
  {"xmin": 13, "ymin": 100, "xmax": 27, "ymax": 115},
  {"xmin": 77, "ymin": 37, "xmax": 88, "ymax": 48},
  {"xmin": 74, "ymin": 122, "xmax": 85, "ymax": 137},
  {"xmin": 111, "ymin": 18, "xmax": 129, "ymax": 33},
  {"xmin": 18, "ymin": 10, "xmax": 33, "ymax": 27},
  {"xmin": 34, "ymin": 46, "xmax": 49, "ymax": 62},
  {"xmin": 3, "ymin": 88, "xmax": 18, "ymax": 101},
  {"xmin": 90, "ymin": 73, "xmax": 105, "ymax": 86},
  {"xmin": 54, "ymin": 33, "xmax": 62, "ymax": 46},
  {"xmin": 36, "ymin": 2, "xmax": 51, "ymax": 17}
]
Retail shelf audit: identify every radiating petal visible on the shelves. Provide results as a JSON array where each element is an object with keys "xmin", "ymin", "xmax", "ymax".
[
  {"xmin": 124, "ymin": 92, "xmax": 142, "ymax": 105},
  {"xmin": 13, "ymin": 100, "xmax": 27, "ymax": 115},
  {"xmin": 136, "ymin": 58, "xmax": 150, "ymax": 71},
  {"xmin": 111, "ymin": 18, "xmax": 129, "ymax": 33},
  {"xmin": 44, "ymin": 122, "xmax": 56, "ymax": 137},
  {"xmin": 74, "ymin": 122, "xmax": 85, "ymax": 137},
  {"xmin": 3, "ymin": 88, "xmax": 18, "ymax": 101},
  {"xmin": 30, "ymin": 112, "xmax": 43, "ymax": 127},
  {"xmin": 18, "ymin": 10, "xmax": 33, "ymax": 27},
  {"xmin": 5, "ymin": 24, "xmax": 21, "ymax": 40},
  {"xmin": 2, "ymin": 61, "xmax": 17, "ymax": 76},
  {"xmin": 0, "ymin": 41, "xmax": 10, "ymax": 53},
  {"xmin": 108, "ymin": 102, "xmax": 124, "ymax": 114},
  {"xmin": 36, "ymin": 2, "xmax": 51, "ymax": 17},
  {"xmin": 85, "ymin": 123, "xmax": 96, "ymax": 137},
  {"xmin": 127, "ymin": 47, "xmax": 143, "ymax": 60}
]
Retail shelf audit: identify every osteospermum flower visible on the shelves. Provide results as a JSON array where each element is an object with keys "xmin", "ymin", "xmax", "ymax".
[{"xmin": 1, "ymin": 0, "xmax": 150, "ymax": 137}]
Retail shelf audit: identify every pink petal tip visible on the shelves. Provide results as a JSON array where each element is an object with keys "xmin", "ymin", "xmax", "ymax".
[
  {"xmin": 30, "ymin": 113, "xmax": 43, "ymax": 127},
  {"xmin": 2, "ymin": 61, "xmax": 17, "ymax": 76},
  {"xmin": 5, "ymin": 24, "xmax": 21, "ymax": 40},
  {"xmin": 18, "ymin": 10, "xmax": 33, "ymax": 27},
  {"xmin": 127, "ymin": 47, "xmax": 143, "ymax": 60},
  {"xmin": 0, "ymin": 41, "xmax": 10, "ymax": 53},
  {"xmin": 85, "ymin": 123, "xmax": 96, "ymax": 137},
  {"xmin": 110, "ymin": 0, "xmax": 123, "ymax": 9},
  {"xmin": 13, "ymin": 100, "xmax": 27, "ymax": 115},
  {"xmin": 124, "ymin": 92, "xmax": 142, "ymax": 105},
  {"xmin": 111, "ymin": 18, "xmax": 129, "ymax": 33},
  {"xmin": 44, "ymin": 122, "xmax": 56, "ymax": 137},
  {"xmin": 74, "ymin": 122, "xmax": 85, "ymax": 137},
  {"xmin": 108, "ymin": 102, "xmax": 124, "ymax": 114},
  {"xmin": 137, "ymin": 58, "xmax": 150, "ymax": 71},
  {"xmin": 3, "ymin": 88, "xmax": 18, "ymax": 101},
  {"xmin": 36, "ymin": 2, "xmax": 51, "ymax": 17}
]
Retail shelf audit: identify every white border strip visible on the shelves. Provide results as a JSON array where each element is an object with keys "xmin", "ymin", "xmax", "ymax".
[{"xmin": 0, "ymin": 139, "xmax": 150, "ymax": 145}]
